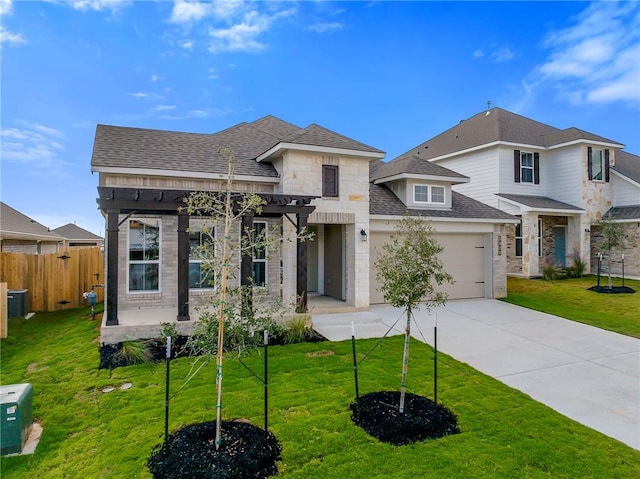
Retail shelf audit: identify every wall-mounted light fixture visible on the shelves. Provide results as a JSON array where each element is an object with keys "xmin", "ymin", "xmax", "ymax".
[{"xmin": 360, "ymin": 229, "xmax": 368, "ymax": 242}]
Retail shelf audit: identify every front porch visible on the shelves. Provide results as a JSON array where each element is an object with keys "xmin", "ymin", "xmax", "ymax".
[{"xmin": 100, "ymin": 295, "xmax": 365, "ymax": 344}]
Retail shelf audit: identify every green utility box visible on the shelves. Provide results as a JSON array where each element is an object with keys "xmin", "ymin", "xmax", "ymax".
[{"xmin": 1, "ymin": 383, "xmax": 33, "ymax": 455}]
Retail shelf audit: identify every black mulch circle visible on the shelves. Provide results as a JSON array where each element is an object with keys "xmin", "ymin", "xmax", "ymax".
[
  {"xmin": 350, "ymin": 391, "xmax": 460, "ymax": 446},
  {"xmin": 148, "ymin": 420, "xmax": 282, "ymax": 479},
  {"xmin": 588, "ymin": 285, "xmax": 635, "ymax": 294}
]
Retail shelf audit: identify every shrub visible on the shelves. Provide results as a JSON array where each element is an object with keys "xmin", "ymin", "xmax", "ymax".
[
  {"xmin": 114, "ymin": 340, "xmax": 152, "ymax": 365},
  {"xmin": 284, "ymin": 313, "xmax": 314, "ymax": 344},
  {"xmin": 565, "ymin": 251, "xmax": 587, "ymax": 278},
  {"xmin": 542, "ymin": 262, "xmax": 563, "ymax": 281}
]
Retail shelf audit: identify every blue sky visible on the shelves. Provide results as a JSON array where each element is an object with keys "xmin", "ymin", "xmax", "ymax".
[{"xmin": 1, "ymin": 0, "xmax": 639, "ymax": 236}]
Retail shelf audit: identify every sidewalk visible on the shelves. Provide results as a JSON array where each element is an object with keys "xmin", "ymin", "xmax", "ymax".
[{"xmin": 312, "ymin": 299, "xmax": 640, "ymax": 450}]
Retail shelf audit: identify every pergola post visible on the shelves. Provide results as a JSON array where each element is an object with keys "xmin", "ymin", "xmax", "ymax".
[
  {"xmin": 240, "ymin": 212, "xmax": 254, "ymax": 318},
  {"xmin": 177, "ymin": 210, "xmax": 190, "ymax": 321},
  {"xmin": 296, "ymin": 212, "xmax": 309, "ymax": 313},
  {"xmin": 105, "ymin": 209, "xmax": 119, "ymax": 326}
]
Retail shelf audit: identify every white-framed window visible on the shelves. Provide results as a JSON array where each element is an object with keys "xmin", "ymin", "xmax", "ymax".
[
  {"xmin": 128, "ymin": 218, "xmax": 160, "ymax": 292},
  {"xmin": 520, "ymin": 152, "xmax": 534, "ymax": 183},
  {"xmin": 189, "ymin": 225, "xmax": 214, "ymax": 289},
  {"xmin": 589, "ymin": 148, "xmax": 604, "ymax": 181},
  {"xmin": 414, "ymin": 184, "xmax": 446, "ymax": 204},
  {"xmin": 515, "ymin": 221, "xmax": 523, "ymax": 257},
  {"xmin": 252, "ymin": 221, "xmax": 267, "ymax": 286}
]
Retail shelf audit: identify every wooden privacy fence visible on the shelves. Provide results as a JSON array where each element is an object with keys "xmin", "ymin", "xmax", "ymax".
[{"xmin": 0, "ymin": 247, "xmax": 104, "ymax": 312}]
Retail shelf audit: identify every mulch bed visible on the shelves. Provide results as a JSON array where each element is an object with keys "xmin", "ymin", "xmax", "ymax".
[
  {"xmin": 350, "ymin": 391, "xmax": 460, "ymax": 445},
  {"xmin": 148, "ymin": 420, "xmax": 281, "ymax": 479},
  {"xmin": 588, "ymin": 286, "xmax": 636, "ymax": 294}
]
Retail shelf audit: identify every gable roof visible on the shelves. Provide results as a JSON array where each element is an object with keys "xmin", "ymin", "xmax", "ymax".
[
  {"xmin": 0, "ymin": 202, "xmax": 65, "ymax": 242},
  {"xmin": 395, "ymin": 107, "xmax": 623, "ymax": 162},
  {"xmin": 612, "ymin": 150, "xmax": 640, "ymax": 184},
  {"xmin": 370, "ymin": 155, "xmax": 469, "ymax": 184},
  {"xmin": 370, "ymin": 183, "xmax": 517, "ymax": 221},
  {"xmin": 52, "ymin": 223, "xmax": 103, "ymax": 241},
  {"xmin": 92, "ymin": 116, "xmax": 384, "ymax": 177}
]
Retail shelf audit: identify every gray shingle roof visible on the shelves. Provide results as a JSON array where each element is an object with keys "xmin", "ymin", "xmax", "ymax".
[
  {"xmin": 370, "ymin": 155, "xmax": 469, "ymax": 182},
  {"xmin": 604, "ymin": 205, "xmax": 640, "ymax": 221},
  {"xmin": 91, "ymin": 116, "xmax": 383, "ymax": 176},
  {"xmin": 496, "ymin": 193, "xmax": 583, "ymax": 211},
  {"xmin": 52, "ymin": 223, "xmax": 103, "ymax": 241},
  {"xmin": 396, "ymin": 107, "xmax": 622, "ymax": 162},
  {"xmin": 612, "ymin": 150, "xmax": 640, "ymax": 183},
  {"xmin": 370, "ymin": 184, "xmax": 517, "ymax": 221},
  {"xmin": 0, "ymin": 202, "xmax": 65, "ymax": 241}
]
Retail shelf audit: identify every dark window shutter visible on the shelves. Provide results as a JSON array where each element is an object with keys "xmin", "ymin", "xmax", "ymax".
[
  {"xmin": 587, "ymin": 147, "xmax": 593, "ymax": 180},
  {"xmin": 322, "ymin": 165, "xmax": 339, "ymax": 197},
  {"xmin": 605, "ymin": 149, "xmax": 610, "ymax": 182},
  {"xmin": 514, "ymin": 150, "xmax": 521, "ymax": 183},
  {"xmin": 534, "ymin": 152, "xmax": 540, "ymax": 184}
]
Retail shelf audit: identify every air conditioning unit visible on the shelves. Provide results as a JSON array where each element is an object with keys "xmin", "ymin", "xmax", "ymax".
[{"xmin": 1, "ymin": 384, "xmax": 33, "ymax": 455}]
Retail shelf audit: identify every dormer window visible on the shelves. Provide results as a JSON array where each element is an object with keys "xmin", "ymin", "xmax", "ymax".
[{"xmin": 414, "ymin": 184, "xmax": 445, "ymax": 204}]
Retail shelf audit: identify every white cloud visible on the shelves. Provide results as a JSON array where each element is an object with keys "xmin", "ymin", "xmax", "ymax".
[
  {"xmin": 0, "ymin": 0, "xmax": 13, "ymax": 16},
  {"xmin": 151, "ymin": 105, "xmax": 177, "ymax": 112},
  {"xmin": 180, "ymin": 39, "xmax": 194, "ymax": 50},
  {"xmin": 208, "ymin": 8, "xmax": 294, "ymax": 53},
  {"xmin": 473, "ymin": 49, "xmax": 484, "ymax": 58},
  {"xmin": 128, "ymin": 92, "xmax": 148, "ymax": 98},
  {"xmin": 0, "ymin": 122, "xmax": 70, "ymax": 176},
  {"xmin": 308, "ymin": 22, "xmax": 344, "ymax": 33},
  {"xmin": 490, "ymin": 47, "xmax": 516, "ymax": 63},
  {"xmin": 537, "ymin": 1, "xmax": 640, "ymax": 105},
  {"xmin": 70, "ymin": 0, "xmax": 130, "ymax": 12},
  {"xmin": 0, "ymin": 25, "xmax": 25, "ymax": 44},
  {"xmin": 170, "ymin": 0, "xmax": 213, "ymax": 24},
  {"xmin": 208, "ymin": 67, "xmax": 218, "ymax": 79},
  {"xmin": 150, "ymin": 75, "xmax": 162, "ymax": 82}
]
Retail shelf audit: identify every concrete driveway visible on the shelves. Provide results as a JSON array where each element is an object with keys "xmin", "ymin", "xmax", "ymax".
[{"xmin": 312, "ymin": 298, "xmax": 640, "ymax": 450}]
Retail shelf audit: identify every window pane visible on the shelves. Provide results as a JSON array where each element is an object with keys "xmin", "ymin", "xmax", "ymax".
[
  {"xmin": 521, "ymin": 152, "xmax": 533, "ymax": 167},
  {"xmin": 322, "ymin": 165, "xmax": 339, "ymax": 197},
  {"xmin": 431, "ymin": 186, "xmax": 445, "ymax": 203},
  {"xmin": 253, "ymin": 262, "xmax": 266, "ymax": 286},
  {"xmin": 129, "ymin": 263, "xmax": 159, "ymax": 291},
  {"xmin": 521, "ymin": 168, "xmax": 533, "ymax": 183},
  {"xmin": 130, "ymin": 219, "xmax": 159, "ymax": 261},
  {"xmin": 415, "ymin": 185, "xmax": 429, "ymax": 202},
  {"xmin": 253, "ymin": 223, "xmax": 266, "ymax": 259},
  {"xmin": 189, "ymin": 262, "xmax": 212, "ymax": 289},
  {"xmin": 591, "ymin": 150, "xmax": 603, "ymax": 180},
  {"xmin": 515, "ymin": 223, "xmax": 523, "ymax": 257}
]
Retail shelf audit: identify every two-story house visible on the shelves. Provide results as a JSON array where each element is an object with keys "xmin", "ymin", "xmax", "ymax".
[
  {"xmin": 91, "ymin": 116, "xmax": 517, "ymax": 343},
  {"xmin": 395, "ymin": 107, "xmax": 639, "ymax": 278}
]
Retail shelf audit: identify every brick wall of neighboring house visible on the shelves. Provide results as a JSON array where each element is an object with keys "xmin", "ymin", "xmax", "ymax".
[
  {"xmin": 0, "ymin": 240, "xmax": 60, "ymax": 254},
  {"xmin": 506, "ymin": 223, "xmax": 522, "ymax": 274},
  {"xmin": 590, "ymin": 222, "xmax": 640, "ymax": 278},
  {"xmin": 539, "ymin": 216, "xmax": 569, "ymax": 269}
]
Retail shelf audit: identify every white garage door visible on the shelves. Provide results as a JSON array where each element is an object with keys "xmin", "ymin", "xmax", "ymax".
[{"xmin": 370, "ymin": 232, "xmax": 487, "ymax": 304}]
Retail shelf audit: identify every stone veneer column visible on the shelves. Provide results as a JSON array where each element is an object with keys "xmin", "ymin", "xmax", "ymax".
[{"xmin": 522, "ymin": 212, "xmax": 540, "ymax": 277}]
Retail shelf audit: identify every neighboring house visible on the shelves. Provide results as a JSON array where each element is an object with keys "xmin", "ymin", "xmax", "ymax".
[
  {"xmin": 395, "ymin": 107, "xmax": 640, "ymax": 278},
  {"xmin": 90, "ymin": 116, "xmax": 516, "ymax": 341},
  {"xmin": 0, "ymin": 202, "xmax": 64, "ymax": 253},
  {"xmin": 52, "ymin": 223, "xmax": 104, "ymax": 249}
]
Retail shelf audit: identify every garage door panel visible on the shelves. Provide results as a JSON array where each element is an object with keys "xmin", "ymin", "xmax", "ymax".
[{"xmin": 370, "ymin": 232, "xmax": 486, "ymax": 303}]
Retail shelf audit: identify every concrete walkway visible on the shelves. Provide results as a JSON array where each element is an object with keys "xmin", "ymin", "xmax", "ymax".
[{"xmin": 312, "ymin": 299, "xmax": 640, "ymax": 450}]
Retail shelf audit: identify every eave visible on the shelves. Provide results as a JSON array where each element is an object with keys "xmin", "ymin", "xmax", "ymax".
[{"xmin": 256, "ymin": 142, "xmax": 385, "ymax": 162}]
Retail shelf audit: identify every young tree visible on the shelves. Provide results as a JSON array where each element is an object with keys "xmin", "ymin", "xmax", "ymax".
[
  {"xmin": 182, "ymin": 149, "xmax": 311, "ymax": 449},
  {"xmin": 375, "ymin": 216, "xmax": 453, "ymax": 412},
  {"xmin": 597, "ymin": 213, "xmax": 628, "ymax": 289}
]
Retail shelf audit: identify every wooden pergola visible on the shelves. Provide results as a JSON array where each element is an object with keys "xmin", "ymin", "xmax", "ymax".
[{"xmin": 97, "ymin": 187, "xmax": 317, "ymax": 326}]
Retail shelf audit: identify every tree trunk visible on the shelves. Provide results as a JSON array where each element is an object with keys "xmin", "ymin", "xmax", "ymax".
[
  {"xmin": 399, "ymin": 306, "xmax": 412, "ymax": 413},
  {"xmin": 608, "ymin": 255, "xmax": 613, "ymax": 289}
]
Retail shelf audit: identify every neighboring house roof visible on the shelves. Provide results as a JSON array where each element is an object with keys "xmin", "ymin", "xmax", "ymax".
[
  {"xmin": 370, "ymin": 183, "xmax": 517, "ymax": 221},
  {"xmin": 91, "ymin": 116, "xmax": 384, "ymax": 176},
  {"xmin": 0, "ymin": 202, "xmax": 65, "ymax": 242},
  {"xmin": 52, "ymin": 223, "xmax": 103, "ymax": 241},
  {"xmin": 395, "ymin": 107, "xmax": 623, "ymax": 162},
  {"xmin": 370, "ymin": 155, "xmax": 469, "ymax": 184},
  {"xmin": 611, "ymin": 150, "xmax": 640, "ymax": 184},
  {"xmin": 604, "ymin": 205, "xmax": 640, "ymax": 222},
  {"xmin": 495, "ymin": 193, "xmax": 583, "ymax": 211}
]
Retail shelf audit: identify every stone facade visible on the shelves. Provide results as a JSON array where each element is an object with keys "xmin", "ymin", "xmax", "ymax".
[{"xmin": 590, "ymin": 223, "xmax": 640, "ymax": 278}]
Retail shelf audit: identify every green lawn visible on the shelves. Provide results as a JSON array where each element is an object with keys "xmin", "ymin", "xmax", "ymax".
[
  {"xmin": 1, "ymin": 306, "xmax": 639, "ymax": 478},
  {"xmin": 503, "ymin": 276, "xmax": 640, "ymax": 338}
]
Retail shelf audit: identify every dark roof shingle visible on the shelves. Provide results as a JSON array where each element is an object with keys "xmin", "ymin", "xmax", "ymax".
[
  {"xmin": 370, "ymin": 155, "xmax": 468, "ymax": 182},
  {"xmin": 496, "ymin": 193, "xmax": 583, "ymax": 211},
  {"xmin": 612, "ymin": 150, "xmax": 640, "ymax": 183},
  {"xmin": 604, "ymin": 205, "xmax": 640, "ymax": 221}
]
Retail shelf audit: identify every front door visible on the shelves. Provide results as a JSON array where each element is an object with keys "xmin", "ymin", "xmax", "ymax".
[
  {"xmin": 554, "ymin": 226, "xmax": 566, "ymax": 267},
  {"xmin": 323, "ymin": 225, "xmax": 344, "ymax": 300}
]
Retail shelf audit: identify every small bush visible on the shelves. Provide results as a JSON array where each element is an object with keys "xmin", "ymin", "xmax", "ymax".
[
  {"xmin": 284, "ymin": 313, "xmax": 314, "ymax": 344},
  {"xmin": 114, "ymin": 340, "xmax": 152, "ymax": 365},
  {"xmin": 542, "ymin": 263, "xmax": 563, "ymax": 281}
]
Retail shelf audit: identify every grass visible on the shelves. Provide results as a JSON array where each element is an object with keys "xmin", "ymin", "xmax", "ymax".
[
  {"xmin": 1, "ymin": 305, "xmax": 639, "ymax": 478},
  {"xmin": 503, "ymin": 276, "xmax": 640, "ymax": 338}
]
